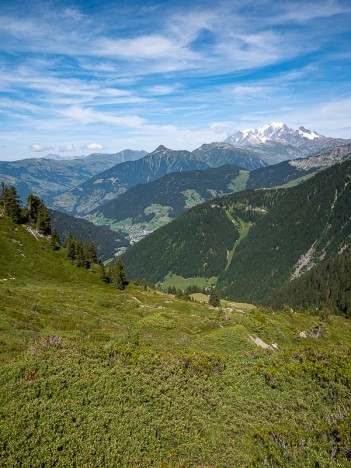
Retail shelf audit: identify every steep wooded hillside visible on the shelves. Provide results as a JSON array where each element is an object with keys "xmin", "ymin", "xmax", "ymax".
[
  {"xmin": 122, "ymin": 189, "xmax": 282, "ymax": 283},
  {"xmin": 266, "ymin": 252, "xmax": 351, "ymax": 316},
  {"xmin": 218, "ymin": 159, "xmax": 351, "ymax": 303},
  {"xmin": 123, "ymin": 160, "xmax": 351, "ymax": 315},
  {"xmin": 49, "ymin": 209, "xmax": 129, "ymax": 260}
]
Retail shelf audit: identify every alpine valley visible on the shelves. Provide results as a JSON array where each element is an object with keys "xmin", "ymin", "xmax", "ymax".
[{"xmin": 1, "ymin": 123, "xmax": 351, "ymax": 466}]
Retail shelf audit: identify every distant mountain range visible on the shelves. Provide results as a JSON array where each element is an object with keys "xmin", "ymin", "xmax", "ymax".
[
  {"xmin": 122, "ymin": 158, "xmax": 351, "ymax": 311},
  {"xmin": 225, "ymin": 122, "xmax": 350, "ymax": 164},
  {"xmin": 89, "ymin": 165, "xmax": 248, "ymax": 231},
  {"xmin": 53, "ymin": 143, "xmax": 268, "ymax": 216},
  {"xmin": 1, "ymin": 122, "xmax": 350, "ymax": 229},
  {"xmin": 0, "ymin": 150, "xmax": 146, "ymax": 205},
  {"xmin": 192, "ymin": 142, "xmax": 267, "ymax": 169},
  {"xmin": 89, "ymin": 144, "xmax": 351, "ymax": 241},
  {"xmin": 51, "ymin": 146, "xmax": 209, "ymax": 215}
]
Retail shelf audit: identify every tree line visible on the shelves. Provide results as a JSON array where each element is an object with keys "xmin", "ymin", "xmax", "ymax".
[
  {"xmin": 0, "ymin": 183, "xmax": 51, "ymax": 234},
  {"xmin": 0, "ymin": 183, "xmax": 128, "ymax": 290}
]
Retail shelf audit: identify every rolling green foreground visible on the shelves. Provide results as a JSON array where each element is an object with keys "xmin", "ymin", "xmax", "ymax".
[{"xmin": 1, "ymin": 217, "xmax": 351, "ymax": 466}]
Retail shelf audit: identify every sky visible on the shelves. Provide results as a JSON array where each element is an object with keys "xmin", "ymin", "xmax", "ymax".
[{"xmin": 0, "ymin": 0, "xmax": 351, "ymax": 161}]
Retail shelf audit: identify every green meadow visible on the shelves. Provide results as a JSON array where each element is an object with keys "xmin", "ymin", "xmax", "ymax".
[{"xmin": 1, "ymin": 217, "xmax": 351, "ymax": 466}]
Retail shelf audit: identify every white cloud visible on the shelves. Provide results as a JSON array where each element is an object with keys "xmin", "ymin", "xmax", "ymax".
[
  {"xmin": 28, "ymin": 144, "xmax": 55, "ymax": 152},
  {"xmin": 81, "ymin": 143, "xmax": 106, "ymax": 150},
  {"xmin": 147, "ymin": 85, "xmax": 179, "ymax": 95},
  {"xmin": 97, "ymin": 35, "xmax": 199, "ymax": 61},
  {"xmin": 58, "ymin": 143, "xmax": 76, "ymax": 152},
  {"xmin": 61, "ymin": 106, "xmax": 146, "ymax": 128},
  {"xmin": 209, "ymin": 123, "xmax": 230, "ymax": 134},
  {"xmin": 272, "ymin": 1, "xmax": 350, "ymax": 24},
  {"xmin": 63, "ymin": 7, "xmax": 87, "ymax": 22}
]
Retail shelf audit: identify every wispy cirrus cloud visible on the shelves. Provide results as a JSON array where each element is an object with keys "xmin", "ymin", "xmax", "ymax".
[
  {"xmin": 270, "ymin": 0, "xmax": 351, "ymax": 24},
  {"xmin": 60, "ymin": 106, "xmax": 146, "ymax": 128},
  {"xmin": 0, "ymin": 0, "xmax": 350, "ymax": 160},
  {"xmin": 146, "ymin": 85, "xmax": 180, "ymax": 96}
]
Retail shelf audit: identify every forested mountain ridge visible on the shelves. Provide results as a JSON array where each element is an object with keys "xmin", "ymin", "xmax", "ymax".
[
  {"xmin": 90, "ymin": 164, "xmax": 249, "ymax": 227},
  {"xmin": 218, "ymin": 159, "xmax": 351, "ymax": 303},
  {"xmin": 0, "ymin": 150, "xmax": 146, "ymax": 205},
  {"xmin": 123, "ymin": 160, "xmax": 351, "ymax": 315},
  {"xmin": 52, "ymin": 146, "xmax": 210, "ymax": 216},
  {"xmin": 246, "ymin": 142, "xmax": 351, "ymax": 189},
  {"xmin": 122, "ymin": 188, "xmax": 283, "ymax": 283}
]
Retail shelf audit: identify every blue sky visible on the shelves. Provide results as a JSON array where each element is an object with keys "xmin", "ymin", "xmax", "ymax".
[{"xmin": 0, "ymin": 0, "xmax": 350, "ymax": 160}]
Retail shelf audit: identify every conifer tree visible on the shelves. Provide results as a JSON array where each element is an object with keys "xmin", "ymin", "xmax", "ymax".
[
  {"xmin": 209, "ymin": 288, "xmax": 221, "ymax": 307},
  {"xmin": 65, "ymin": 233, "xmax": 76, "ymax": 260},
  {"xmin": 84, "ymin": 241, "xmax": 97, "ymax": 265},
  {"xmin": 36, "ymin": 203, "xmax": 51, "ymax": 235},
  {"xmin": 98, "ymin": 261, "xmax": 109, "ymax": 283},
  {"xmin": 50, "ymin": 228, "xmax": 61, "ymax": 250},
  {"xmin": 26, "ymin": 194, "xmax": 42, "ymax": 224},
  {"xmin": 0, "ymin": 183, "xmax": 21, "ymax": 223},
  {"xmin": 75, "ymin": 241, "xmax": 85, "ymax": 268},
  {"xmin": 26, "ymin": 194, "xmax": 51, "ymax": 234},
  {"xmin": 111, "ymin": 259, "xmax": 128, "ymax": 290}
]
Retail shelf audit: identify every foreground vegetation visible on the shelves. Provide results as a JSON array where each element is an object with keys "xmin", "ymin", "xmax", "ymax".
[{"xmin": 1, "ymin": 217, "xmax": 351, "ymax": 466}]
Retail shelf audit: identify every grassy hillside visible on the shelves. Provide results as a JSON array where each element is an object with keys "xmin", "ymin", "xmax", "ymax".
[{"xmin": 1, "ymin": 217, "xmax": 351, "ymax": 465}]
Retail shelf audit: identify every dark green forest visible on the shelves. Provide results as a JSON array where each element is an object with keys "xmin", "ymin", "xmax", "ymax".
[
  {"xmin": 268, "ymin": 252, "xmax": 351, "ymax": 316},
  {"xmin": 122, "ymin": 188, "xmax": 283, "ymax": 283},
  {"xmin": 49, "ymin": 209, "xmax": 129, "ymax": 261},
  {"xmin": 92, "ymin": 164, "xmax": 245, "ymax": 223},
  {"xmin": 123, "ymin": 204, "xmax": 238, "ymax": 282},
  {"xmin": 218, "ymin": 160, "xmax": 351, "ymax": 304}
]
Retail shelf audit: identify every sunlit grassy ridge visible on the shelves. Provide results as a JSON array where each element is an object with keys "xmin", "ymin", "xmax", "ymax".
[{"xmin": 1, "ymin": 217, "xmax": 351, "ymax": 466}]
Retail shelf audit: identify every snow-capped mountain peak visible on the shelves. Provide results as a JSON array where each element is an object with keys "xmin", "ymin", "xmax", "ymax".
[
  {"xmin": 225, "ymin": 122, "xmax": 327, "ymax": 147},
  {"xmin": 297, "ymin": 126, "xmax": 320, "ymax": 140}
]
